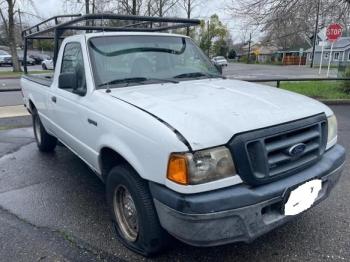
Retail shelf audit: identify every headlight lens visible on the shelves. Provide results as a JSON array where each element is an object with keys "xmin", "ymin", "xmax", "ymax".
[
  {"xmin": 167, "ymin": 146, "xmax": 236, "ymax": 185},
  {"xmin": 327, "ymin": 115, "xmax": 337, "ymax": 149}
]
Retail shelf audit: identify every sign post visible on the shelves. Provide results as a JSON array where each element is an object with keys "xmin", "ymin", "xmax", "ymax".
[
  {"xmin": 326, "ymin": 23, "xmax": 343, "ymax": 77},
  {"xmin": 319, "ymin": 43, "xmax": 324, "ymax": 74},
  {"xmin": 299, "ymin": 48, "xmax": 304, "ymax": 67},
  {"xmin": 318, "ymin": 29, "xmax": 327, "ymax": 75}
]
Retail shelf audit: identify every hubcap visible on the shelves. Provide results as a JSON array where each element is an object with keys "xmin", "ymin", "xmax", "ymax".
[
  {"xmin": 113, "ymin": 185, "xmax": 139, "ymax": 242},
  {"xmin": 34, "ymin": 116, "xmax": 42, "ymax": 145}
]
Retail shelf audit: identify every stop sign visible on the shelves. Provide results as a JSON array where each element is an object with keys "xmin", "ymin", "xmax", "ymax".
[{"xmin": 326, "ymin": 23, "xmax": 343, "ymax": 42}]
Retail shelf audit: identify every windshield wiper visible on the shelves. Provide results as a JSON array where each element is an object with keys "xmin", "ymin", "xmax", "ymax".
[
  {"xmin": 98, "ymin": 77, "xmax": 179, "ymax": 88},
  {"xmin": 173, "ymin": 72, "xmax": 223, "ymax": 79}
]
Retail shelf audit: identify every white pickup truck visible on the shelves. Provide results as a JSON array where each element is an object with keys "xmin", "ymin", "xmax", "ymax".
[{"xmin": 21, "ymin": 18, "xmax": 345, "ymax": 256}]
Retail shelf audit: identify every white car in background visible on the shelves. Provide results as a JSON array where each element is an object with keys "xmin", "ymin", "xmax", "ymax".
[
  {"xmin": 41, "ymin": 57, "xmax": 54, "ymax": 70},
  {"xmin": 211, "ymin": 56, "xmax": 228, "ymax": 67},
  {"xmin": 0, "ymin": 50, "xmax": 12, "ymax": 66}
]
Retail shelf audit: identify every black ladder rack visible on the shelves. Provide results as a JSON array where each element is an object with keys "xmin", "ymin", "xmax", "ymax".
[{"xmin": 22, "ymin": 13, "xmax": 201, "ymax": 73}]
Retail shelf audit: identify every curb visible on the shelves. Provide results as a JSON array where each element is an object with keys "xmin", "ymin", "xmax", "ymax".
[
  {"xmin": 0, "ymin": 88, "xmax": 21, "ymax": 92},
  {"xmin": 0, "ymin": 76, "xmax": 21, "ymax": 80},
  {"xmin": 319, "ymin": 99, "xmax": 350, "ymax": 105}
]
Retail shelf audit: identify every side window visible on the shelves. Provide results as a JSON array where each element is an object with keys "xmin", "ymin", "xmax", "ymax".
[{"xmin": 60, "ymin": 42, "xmax": 86, "ymax": 92}]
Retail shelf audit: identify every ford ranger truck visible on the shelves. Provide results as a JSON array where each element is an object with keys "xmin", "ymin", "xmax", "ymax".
[{"xmin": 21, "ymin": 32, "xmax": 346, "ymax": 256}]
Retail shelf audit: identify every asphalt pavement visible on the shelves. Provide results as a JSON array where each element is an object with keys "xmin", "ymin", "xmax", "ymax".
[
  {"xmin": 0, "ymin": 105, "xmax": 349, "ymax": 261},
  {"xmin": 223, "ymin": 63, "xmax": 338, "ymax": 79}
]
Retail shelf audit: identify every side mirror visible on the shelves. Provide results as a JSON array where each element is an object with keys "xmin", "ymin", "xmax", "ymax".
[
  {"xmin": 59, "ymin": 72, "xmax": 77, "ymax": 90},
  {"xmin": 215, "ymin": 64, "xmax": 223, "ymax": 75},
  {"xmin": 58, "ymin": 72, "xmax": 86, "ymax": 96}
]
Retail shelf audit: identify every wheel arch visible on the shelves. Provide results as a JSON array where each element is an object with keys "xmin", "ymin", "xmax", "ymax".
[
  {"xmin": 99, "ymin": 146, "xmax": 140, "ymax": 182},
  {"xmin": 28, "ymin": 99, "xmax": 36, "ymax": 114}
]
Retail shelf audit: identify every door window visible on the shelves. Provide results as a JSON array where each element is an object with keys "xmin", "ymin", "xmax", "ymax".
[{"xmin": 60, "ymin": 42, "xmax": 86, "ymax": 93}]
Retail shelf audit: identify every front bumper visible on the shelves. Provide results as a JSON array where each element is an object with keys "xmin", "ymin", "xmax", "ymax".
[{"xmin": 150, "ymin": 144, "xmax": 346, "ymax": 247}]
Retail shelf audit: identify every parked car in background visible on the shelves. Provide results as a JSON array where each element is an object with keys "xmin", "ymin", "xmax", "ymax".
[
  {"xmin": 0, "ymin": 50, "xmax": 12, "ymax": 66},
  {"xmin": 211, "ymin": 56, "xmax": 228, "ymax": 67},
  {"xmin": 41, "ymin": 58, "xmax": 54, "ymax": 70},
  {"xmin": 30, "ymin": 54, "xmax": 45, "ymax": 65},
  {"xmin": 18, "ymin": 55, "xmax": 36, "ymax": 65}
]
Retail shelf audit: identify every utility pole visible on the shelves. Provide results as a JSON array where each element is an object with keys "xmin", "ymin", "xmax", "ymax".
[
  {"xmin": 85, "ymin": 0, "xmax": 90, "ymax": 14},
  {"xmin": 186, "ymin": 0, "xmax": 191, "ymax": 36},
  {"xmin": 147, "ymin": 1, "xmax": 151, "ymax": 16},
  {"xmin": 18, "ymin": 8, "xmax": 23, "ymax": 33},
  {"xmin": 132, "ymin": 0, "xmax": 137, "ymax": 15},
  {"xmin": 310, "ymin": 0, "xmax": 321, "ymax": 68},
  {"xmin": 92, "ymin": 0, "xmax": 95, "ymax": 14},
  {"xmin": 18, "ymin": 8, "xmax": 23, "ymax": 48},
  {"xmin": 207, "ymin": 20, "xmax": 210, "ymax": 57},
  {"xmin": 159, "ymin": 0, "xmax": 163, "ymax": 17},
  {"xmin": 247, "ymin": 32, "xmax": 252, "ymax": 64}
]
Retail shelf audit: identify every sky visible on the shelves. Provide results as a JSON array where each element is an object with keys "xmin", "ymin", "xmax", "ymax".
[{"xmin": 17, "ymin": 0, "xmax": 250, "ymax": 43}]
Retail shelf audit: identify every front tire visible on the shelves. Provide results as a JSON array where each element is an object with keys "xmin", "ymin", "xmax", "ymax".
[
  {"xmin": 42, "ymin": 63, "xmax": 47, "ymax": 70},
  {"xmin": 32, "ymin": 110, "xmax": 57, "ymax": 152},
  {"xmin": 106, "ymin": 165, "xmax": 169, "ymax": 256}
]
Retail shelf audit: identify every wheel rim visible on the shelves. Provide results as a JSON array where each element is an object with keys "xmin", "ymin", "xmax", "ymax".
[
  {"xmin": 113, "ymin": 185, "xmax": 139, "ymax": 242},
  {"xmin": 34, "ymin": 116, "xmax": 42, "ymax": 145}
]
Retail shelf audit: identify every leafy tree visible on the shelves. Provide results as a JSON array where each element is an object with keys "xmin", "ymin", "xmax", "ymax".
[
  {"xmin": 199, "ymin": 14, "xmax": 230, "ymax": 57},
  {"xmin": 33, "ymin": 40, "xmax": 54, "ymax": 52}
]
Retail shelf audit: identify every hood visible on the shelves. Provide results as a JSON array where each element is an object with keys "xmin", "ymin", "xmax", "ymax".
[{"xmin": 109, "ymin": 79, "xmax": 332, "ymax": 151}]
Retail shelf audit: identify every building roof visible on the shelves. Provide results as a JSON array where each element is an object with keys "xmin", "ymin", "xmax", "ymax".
[{"xmin": 306, "ymin": 37, "xmax": 350, "ymax": 53}]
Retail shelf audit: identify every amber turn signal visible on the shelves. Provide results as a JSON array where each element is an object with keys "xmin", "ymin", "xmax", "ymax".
[{"xmin": 167, "ymin": 154, "xmax": 189, "ymax": 185}]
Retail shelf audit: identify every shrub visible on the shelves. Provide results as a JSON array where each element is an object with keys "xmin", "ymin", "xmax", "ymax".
[{"xmin": 341, "ymin": 67, "xmax": 350, "ymax": 94}]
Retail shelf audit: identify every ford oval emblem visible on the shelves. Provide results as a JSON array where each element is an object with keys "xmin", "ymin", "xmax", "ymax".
[{"xmin": 288, "ymin": 143, "xmax": 306, "ymax": 157}]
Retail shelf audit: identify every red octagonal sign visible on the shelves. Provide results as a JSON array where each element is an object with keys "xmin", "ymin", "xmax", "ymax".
[{"xmin": 326, "ymin": 23, "xmax": 343, "ymax": 42}]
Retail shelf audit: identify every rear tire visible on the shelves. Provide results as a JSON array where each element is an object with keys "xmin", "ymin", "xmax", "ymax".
[
  {"xmin": 106, "ymin": 165, "xmax": 170, "ymax": 256},
  {"xmin": 32, "ymin": 109, "xmax": 57, "ymax": 152},
  {"xmin": 42, "ymin": 64, "xmax": 47, "ymax": 70}
]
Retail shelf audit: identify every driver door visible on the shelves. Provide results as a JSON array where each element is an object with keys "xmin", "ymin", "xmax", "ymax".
[{"xmin": 49, "ymin": 42, "xmax": 93, "ymax": 164}]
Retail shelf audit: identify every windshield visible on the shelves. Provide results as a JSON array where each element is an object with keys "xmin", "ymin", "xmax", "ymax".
[{"xmin": 88, "ymin": 35, "xmax": 220, "ymax": 89}]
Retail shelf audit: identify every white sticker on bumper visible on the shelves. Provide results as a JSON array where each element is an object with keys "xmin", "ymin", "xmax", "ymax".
[{"xmin": 284, "ymin": 179, "xmax": 322, "ymax": 216}]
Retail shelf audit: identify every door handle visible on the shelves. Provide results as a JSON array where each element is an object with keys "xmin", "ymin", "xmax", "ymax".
[
  {"xmin": 51, "ymin": 96, "xmax": 57, "ymax": 103},
  {"xmin": 87, "ymin": 118, "xmax": 98, "ymax": 126}
]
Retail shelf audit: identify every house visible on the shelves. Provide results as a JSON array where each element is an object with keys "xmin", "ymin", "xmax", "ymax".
[
  {"xmin": 306, "ymin": 37, "xmax": 350, "ymax": 66},
  {"xmin": 240, "ymin": 42, "xmax": 280, "ymax": 63},
  {"xmin": 272, "ymin": 43, "xmax": 310, "ymax": 65}
]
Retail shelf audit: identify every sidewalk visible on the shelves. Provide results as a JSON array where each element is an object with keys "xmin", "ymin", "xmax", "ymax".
[{"xmin": 0, "ymin": 105, "xmax": 29, "ymax": 118}]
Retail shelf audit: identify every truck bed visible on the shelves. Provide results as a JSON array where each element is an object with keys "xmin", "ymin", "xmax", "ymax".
[{"xmin": 22, "ymin": 73, "xmax": 54, "ymax": 87}]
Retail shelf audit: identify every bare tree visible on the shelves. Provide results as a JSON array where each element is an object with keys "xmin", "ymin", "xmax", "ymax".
[
  {"xmin": 116, "ymin": 0, "xmax": 143, "ymax": 15},
  {"xmin": 178, "ymin": 0, "xmax": 202, "ymax": 35},
  {"xmin": 148, "ymin": 0, "xmax": 179, "ymax": 17},
  {"xmin": 228, "ymin": 0, "xmax": 350, "ymax": 49},
  {"xmin": 0, "ymin": 0, "xmax": 21, "ymax": 72}
]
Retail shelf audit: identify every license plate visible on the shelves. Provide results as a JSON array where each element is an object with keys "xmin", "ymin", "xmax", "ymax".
[{"xmin": 284, "ymin": 179, "xmax": 322, "ymax": 216}]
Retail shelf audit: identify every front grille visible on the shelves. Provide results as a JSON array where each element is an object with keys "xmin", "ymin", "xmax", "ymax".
[{"xmin": 229, "ymin": 114, "xmax": 328, "ymax": 186}]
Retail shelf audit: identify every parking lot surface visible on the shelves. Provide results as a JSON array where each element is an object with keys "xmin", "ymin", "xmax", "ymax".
[
  {"xmin": 223, "ymin": 63, "xmax": 338, "ymax": 79},
  {"xmin": 0, "ymin": 105, "xmax": 348, "ymax": 261}
]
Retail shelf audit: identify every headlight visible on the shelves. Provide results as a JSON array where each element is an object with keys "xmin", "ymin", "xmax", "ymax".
[
  {"xmin": 327, "ymin": 115, "xmax": 337, "ymax": 149},
  {"xmin": 167, "ymin": 146, "xmax": 236, "ymax": 185}
]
